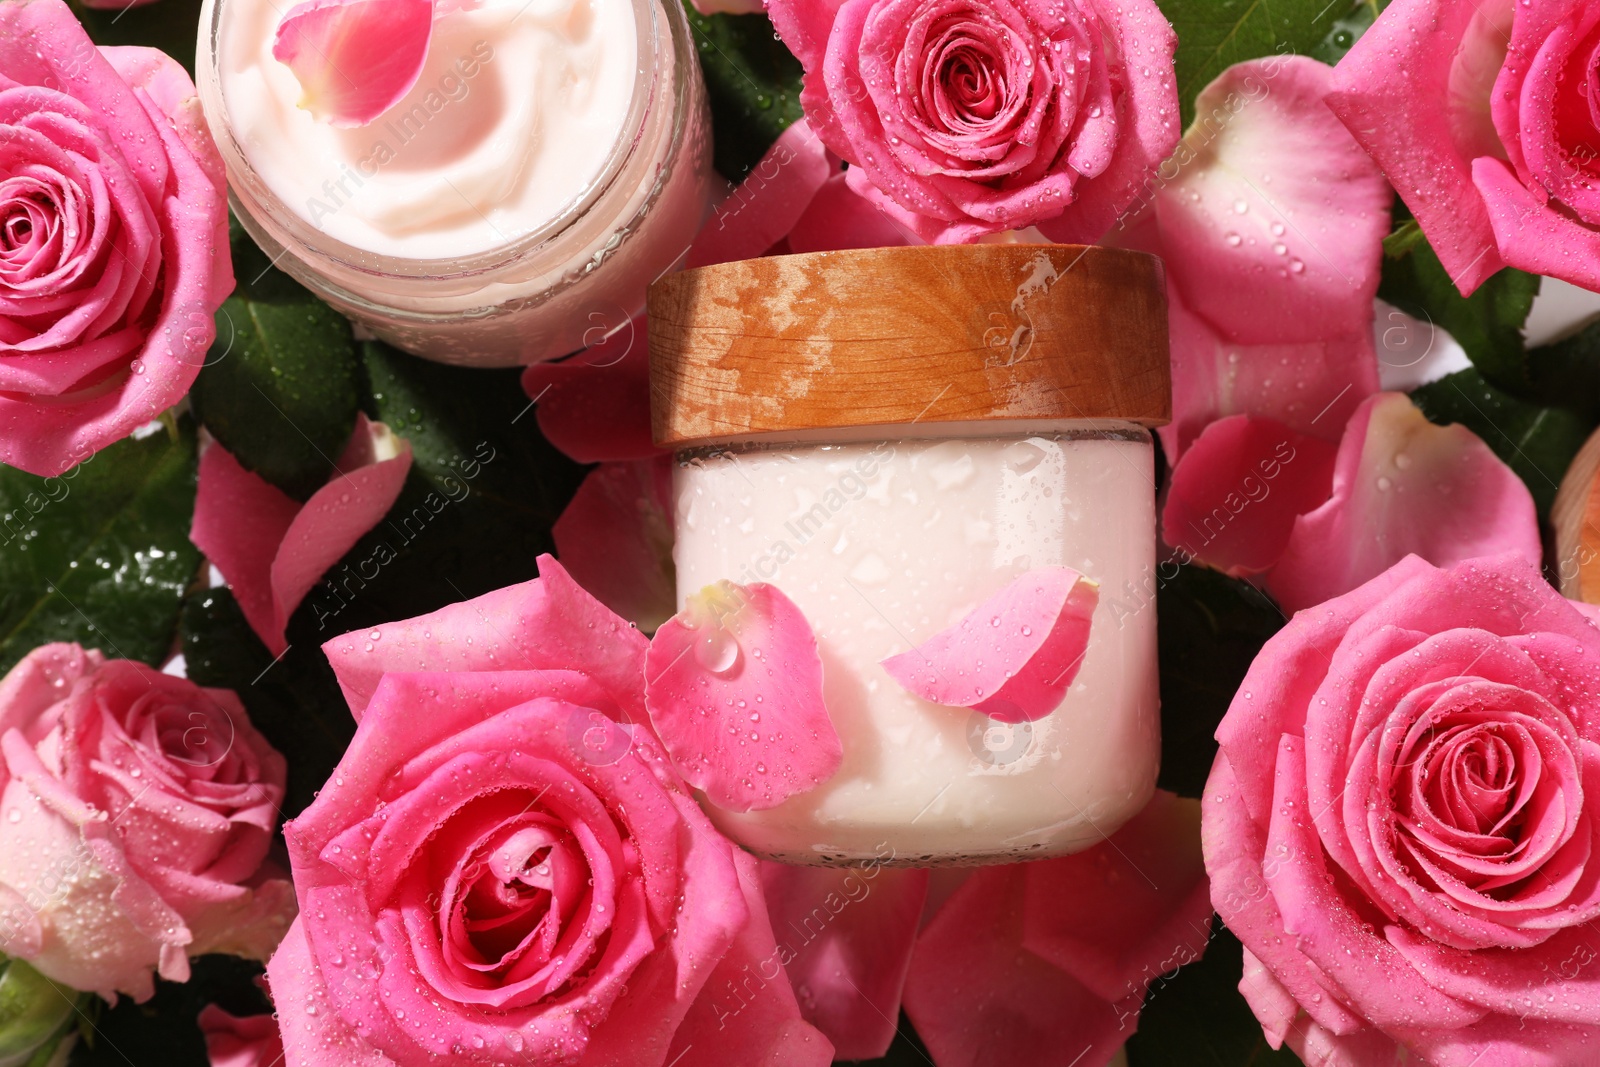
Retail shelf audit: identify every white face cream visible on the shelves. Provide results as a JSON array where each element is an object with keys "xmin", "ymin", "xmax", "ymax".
[
  {"xmin": 198, "ymin": 0, "xmax": 711, "ymax": 365},
  {"xmin": 672, "ymin": 432, "xmax": 1162, "ymax": 865},
  {"xmin": 216, "ymin": 0, "xmax": 639, "ymax": 260}
]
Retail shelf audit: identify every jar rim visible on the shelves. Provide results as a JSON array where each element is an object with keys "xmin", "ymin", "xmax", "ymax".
[
  {"xmin": 197, "ymin": 0, "xmax": 668, "ymax": 282},
  {"xmin": 648, "ymin": 244, "xmax": 1172, "ymax": 449}
]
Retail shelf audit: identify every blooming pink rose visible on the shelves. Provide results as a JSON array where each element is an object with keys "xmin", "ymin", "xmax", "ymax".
[
  {"xmin": 1328, "ymin": 0, "xmax": 1600, "ymax": 295},
  {"xmin": 0, "ymin": 0, "xmax": 232, "ymax": 476},
  {"xmin": 266, "ymin": 556, "xmax": 833, "ymax": 1067},
  {"xmin": 767, "ymin": 0, "xmax": 1179, "ymax": 243},
  {"xmin": 1204, "ymin": 553, "xmax": 1600, "ymax": 1066},
  {"xmin": 0, "ymin": 644, "xmax": 293, "ymax": 1001}
]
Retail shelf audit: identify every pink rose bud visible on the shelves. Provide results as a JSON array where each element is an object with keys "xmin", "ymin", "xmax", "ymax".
[{"xmin": 0, "ymin": 645, "xmax": 294, "ymax": 1001}]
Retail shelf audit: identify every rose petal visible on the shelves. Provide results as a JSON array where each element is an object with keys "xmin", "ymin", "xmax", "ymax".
[
  {"xmin": 553, "ymin": 458, "xmax": 676, "ymax": 632},
  {"xmin": 519, "ymin": 316, "xmax": 657, "ymax": 465},
  {"xmin": 265, "ymin": 919, "xmax": 397, "ymax": 1067},
  {"xmin": 784, "ymin": 168, "xmax": 915, "ymax": 253},
  {"xmin": 1161, "ymin": 416, "xmax": 1339, "ymax": 575},
  {"xmin": 880, "ymin": 567, "xmax": 1097, "ymax": 724},
  {"xmin": 322, "ymin": 554, "xmax": 648, "ymax": 722},
  {"xmin": 645, "ymin": 582, "xmax": 841, "ymax": 812},
  {"xmin": 903, "ymin": 865, "xmax": 1137, "ymax": 1067},
  {"xmin": 1474, "ymin": 156, "xmax": 1600, "ymax": 294},
  {"xmin": 1266, "ymin": 393, "xmax": 1541, "ymax": 614},
  {"xmin": 758, "ymin": 860, "xmax": 927, "ymax": 1059},
  {"xmin": 660, "ymin": 851, "xmax": 836, "ymax": 1067},
  {"xmin": 199, "ymin": 1006, "xmax": 286, "ymax": 1067},
  {"xmin": 1326, "ymin": 0, "xmax": 1512, "ymax": 294},
  {"xmin": 1022, "ymin": 791, "xmax": 1213, "ymax": 1005},
  {"xmin": 272, "ymin": 0, "xmax": 435, "ymax": 128},
  {"xmin": 1154, "ymin": 56, "xmax": 1390, "ymax": 348},
  {"xmin": 191, "ymin": 416, "xmax": 413, "ymax": 655},
  {"xmin": 689, "ymin": 119, "xmax": 835, "ymax": 269}
]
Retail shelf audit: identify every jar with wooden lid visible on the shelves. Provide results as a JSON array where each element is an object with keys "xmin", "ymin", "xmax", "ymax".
[{"xmin": 649, "ymin": 244, "xmax": 1171, "ymax": 866}]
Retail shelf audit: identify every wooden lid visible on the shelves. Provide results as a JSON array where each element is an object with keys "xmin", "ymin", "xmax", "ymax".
[{"xmin": 648, "ymin": 244, "xmax": 1170, "ymax": 449}]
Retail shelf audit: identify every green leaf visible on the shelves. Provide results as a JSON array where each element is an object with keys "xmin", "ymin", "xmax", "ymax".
[
  {"xmin": 1155, "ymin": 565, "xmax": 1286, "ymax": 799},
  {"xmin": 1410, "ymin": 369, "xmax": 1597, "ymax": 519},
  {"xmin": 190, "ymin": 221, "xmax": 362, "ymax": 502},
  {"xmin": 180, "ymin": 589, "xmax": 354, "ymax": 819},
  {"xmin": 1158, "ymin": 0, "xmax": 1351, "ymax": 128},
  {"xmin": 71, "ymin": 0, "xmax": 207, "ymax": 75},
  {"xmin": 1523, "ymin": 318, "xmax": 1600, "ymax": 425},
  {"xmin": 1379, "ymin": 238, "xmax": 1542, "ymax": 392},
  {"xmin": 1126, "ymin": 919, "xmax": 1304, "ymax": 1067},
  {"xmin": 283, "ymin": 341, "xmax": 586, "ymax": 644},
  {"xmin": 68, "ymin": 956, "xmax": 269, "ymax": 1067},
  {"xmin": 1309, "ymin": 0, "xmax": 1377, "ymax": 66},
  {"xmin": 0, "ymin": 419, "xmax": 200, "ymax": 674},
  {"xmin": 683, "ymin": 2, "xmax": 805, "ymax": 181}
]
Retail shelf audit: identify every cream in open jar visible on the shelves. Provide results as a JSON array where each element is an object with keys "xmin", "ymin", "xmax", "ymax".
[
  {"xmin": 650, "ymin": 245, "xmax": 1173, "ymax": 865},
  {"xmin": 198, "ymin": 0, "xmax": 711, "ymax": 365}
]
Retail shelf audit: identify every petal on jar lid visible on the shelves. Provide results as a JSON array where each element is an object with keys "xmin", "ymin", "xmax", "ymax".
[
  {"xmin": 272, "ymin": 0, "xmax": 434, "ymax": 128},
  {"xmin": 881, "ymin": 567, "xmax": 1098, "ymax": 724},
  {"xmin": 644, "ymin": 581, "xmax": 841, "ymax": 813}
]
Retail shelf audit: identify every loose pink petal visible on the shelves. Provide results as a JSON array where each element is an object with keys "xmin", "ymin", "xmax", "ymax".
[
  {"xmin": 192, "ymin": 416, "xmax": 411, "ymax": 655},
  {"xmin": 519, "ymin": 315, "xmax": 657, "ymax": 465},
  {"xmin": 689, "ymin": 118, "xmax": 835, "ymax": 269},
  {"xmin": 322, "ymin": 554, "xmax": 648, "ymax": 722},
  {"xmin": 270, "ymin": 416, "xmax": 412, "ymax": 644},
  {"xmin": 1162, "ymin": 416, "xmax": 1340, "ymax": 576},
  {"xmin": 1326, "ymin": 0, "xmax": 1511, "ymax": 294},
  {"xmin": 644, "ymin": 582, "xmax": 841, "ymax": 812},
  {"xmin": 199, "ymin": 1006, "xmax": 286, "ymax": 1067},
  {"xmin": 759, "ymin": 860, "xmax": 928, "ymax": 1060},
  {"xmin": 272, "ymin": 0, "xmax": 434, "ymax": 128},
  {"xmin": 1156, "ymin": 57, "xmax": 1390, "ymax": 348},
  {"xmin": 784, "ymin": 169, "xmax": 915, "ymax": 253},
  {"xmin": 190, "ymin": 443, "xmax": 303, "ymax": 652},
  {"xmin": 553, "ymin": 459, "xmax": 676, "ymax": 632},
  {"xmin": 1022, "ymin": 791, "xmax": 1213, "ymax": 1005},
  {"xmin": 1266, "ymin": 393, "xmax": 1541, "ymax": 613},
  {"xmin": 881, "ymin": 568, "xmax": 1098, "ymax": 724},
  {"xmin": 904, "ymin": 865, "xmax": 1136, "ymax": 1067}
]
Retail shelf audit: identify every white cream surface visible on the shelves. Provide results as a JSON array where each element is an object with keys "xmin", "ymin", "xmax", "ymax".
[
  {"xmin": 217, "ymin": 0, "xmax": 640, "ymax": 259},
  {"xmin": 673, "ymin": 432, "xmax": 1162, "ymax": 865}
]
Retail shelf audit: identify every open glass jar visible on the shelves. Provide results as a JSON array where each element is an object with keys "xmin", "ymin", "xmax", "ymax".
[
  {"xmin": 650, "ymin": 245, "xmax": 1172, "ymax": 866},
  {"xmin": 196, "ymin": 0, "xmax": 711, "ymax": 366}
]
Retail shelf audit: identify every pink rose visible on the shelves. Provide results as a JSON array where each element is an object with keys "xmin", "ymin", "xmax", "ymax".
[
  {"xmin": 0, "ymin": 644, "xmax": 293, "ymax": 1001},
  {"xmin": 0, "ymin": 0, "xmax": 232, "ymax": 476},
  {"xmin": 1328, "ymin": 0, "xmax": 1600, "ymax": 295},
  {"xmin": 767, "ymin": 0, "xmax": 1179, "ymax": 243},
  {"xmin": 266, "ymin": 556, "xmax": 832, "ymax": 1067},
  {"xmin": 1204, "ymin": 554, "xmax": 1600, "ymax": 1066}
]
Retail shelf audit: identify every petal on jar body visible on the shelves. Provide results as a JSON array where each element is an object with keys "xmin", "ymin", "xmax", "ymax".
[
  {"xmin": 880, "ymin": 566, "xmax": 1099, "ymax": 724},
  {"xmin": 1326, "ymin": 0, "xmax": 1513, "ymax": 294},
  {"xmin": 645, "ymin": 581, "xmax": 842, "ymax": 812}
]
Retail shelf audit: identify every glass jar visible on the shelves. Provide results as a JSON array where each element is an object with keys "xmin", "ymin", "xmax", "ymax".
[
  {"xmin": 196, "ymin": 0, "xmax": 711, "ymax": 367},
  {"xmin": 649, "ymin": 244, "xmax": 1172, "ymax": 866}
]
